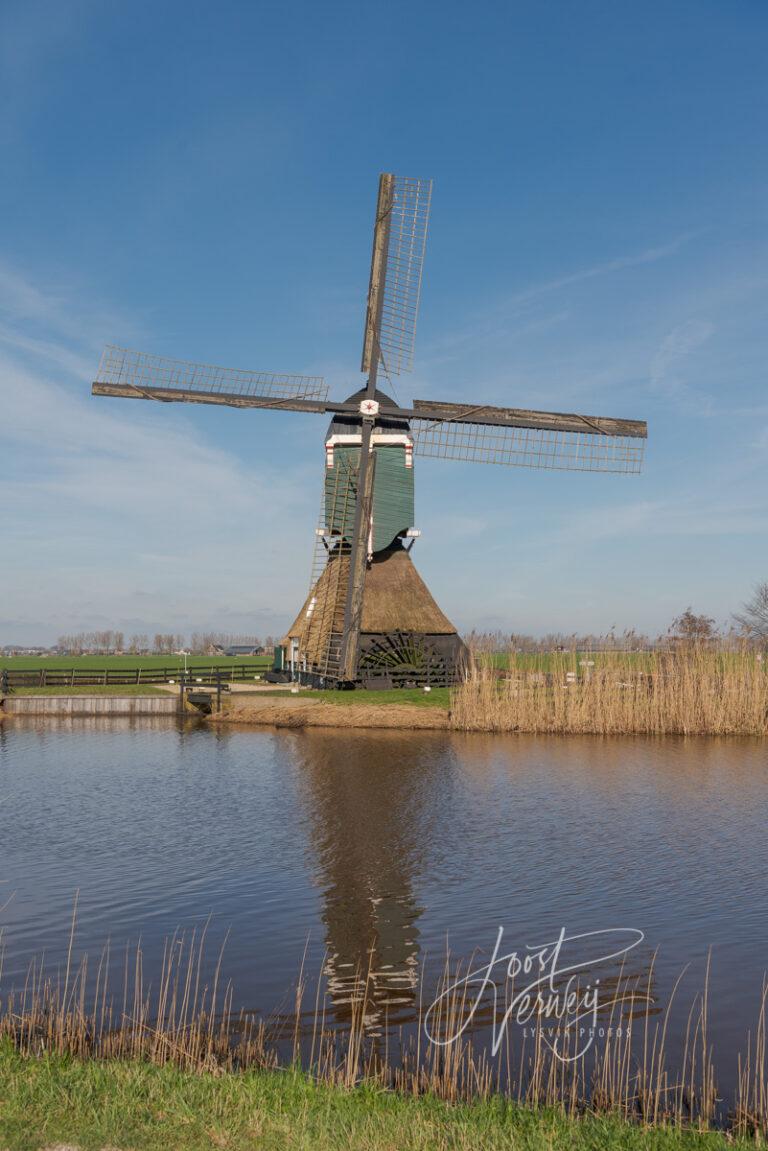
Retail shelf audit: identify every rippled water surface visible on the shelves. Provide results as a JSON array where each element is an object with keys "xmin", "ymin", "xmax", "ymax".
[{"xmin": 1, "ymin": 718, "xmax": 766, "ymax": 1083}]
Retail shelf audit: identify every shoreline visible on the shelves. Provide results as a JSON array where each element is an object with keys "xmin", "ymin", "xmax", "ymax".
[
  {"xmin": 6, "ymin": 672, "xmax": 768, "ymax": 732},
  {"xmin": 3, "ymin": 649, "xmax": 767, "ymax": 736},
  {"xmin": 3, "ymin": 692, "xmax": 767, "ymax": 735}
]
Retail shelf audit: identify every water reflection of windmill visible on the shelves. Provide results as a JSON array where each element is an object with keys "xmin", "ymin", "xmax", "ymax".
[
  {"xmin": 294, "ymin": 731, "xmax": 440, "ymax": 1032},
  {"xmin": 92, "ymin": 173, "xmax": 646, "ymax": 687}
]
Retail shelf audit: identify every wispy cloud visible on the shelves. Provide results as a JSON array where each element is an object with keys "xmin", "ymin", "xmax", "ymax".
[
  {"xmin": 0, "ymin": 257, "xmax": 141, "ymax": 369},
  {"xmin": 649, "ymin": 319, "xmax": 716, "ymax": 414},
  {"xmin": 501, "ymin": 233, "xmax": 700, "ymax": 311},
  {"xmin": 0, "ymin": 274, "xmax": 318, "ymax": 641},
  {"xmin": 420, "ymin": 231, "xmax": 698, "ymax": 372}
]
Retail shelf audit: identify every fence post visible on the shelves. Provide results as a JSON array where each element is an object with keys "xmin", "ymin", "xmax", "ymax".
[
  {"xmin": 179, "ymin": 673, "xmax": 185, "ymax": 715},
  {"xmin": 216, "ymin": 671, "xmax": 222, "ymax": 712}
]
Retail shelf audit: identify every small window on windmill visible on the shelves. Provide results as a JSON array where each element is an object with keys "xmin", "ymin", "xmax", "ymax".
[{"xmin": 305, "ymin": 596, "xmax": 317, "ymax": 619}]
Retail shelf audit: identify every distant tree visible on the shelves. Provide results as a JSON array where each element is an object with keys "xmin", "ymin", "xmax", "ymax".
[
  {"xmin": 733, "ymin": 582, "xmax": 768, "ymax": 641},
  {"xmin": 670, "ymin": 607, "xmax": 717, "ymax": 644}
]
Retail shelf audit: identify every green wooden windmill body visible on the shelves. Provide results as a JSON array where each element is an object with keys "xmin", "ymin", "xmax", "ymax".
[
  {"xmin": 324, "ymin": 387, "xmax": 415, "ymax": 553},
  {"xmin": 325, "ymin": 443, "xmax": 414, "ymax": 552}
]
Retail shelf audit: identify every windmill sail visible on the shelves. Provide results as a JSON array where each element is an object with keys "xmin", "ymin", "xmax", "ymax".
[
  {"xmin": 411, "ymin": 419, "xmax": 645, "ymax": 473},
  {"xmin": 410, "ymin": 398, "xmax": 646, "ymax": 474},
  {"xmin": 362, "ymin": 175, "xmax": 432, "ymax": 377},
  {"xmin": 94, "ymin": 346, "xmax": 327, "ymax": 403}
]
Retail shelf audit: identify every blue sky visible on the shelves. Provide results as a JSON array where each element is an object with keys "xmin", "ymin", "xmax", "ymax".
[{"xmin": 1, "ymin": 0, "xmax": 766, "ymax": 643}]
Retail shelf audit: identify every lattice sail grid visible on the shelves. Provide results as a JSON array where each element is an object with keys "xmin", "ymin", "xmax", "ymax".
[
  {"xmin": 410, "ymin": 420, "xmax": 645, "ymax": 474},
  {"xmin": 379, "ymin": 176, "xmax": 432, "ymax": 375},
  {"xmin": 95, "ymin": 346, "xmax": 328, "ymax": 401}
]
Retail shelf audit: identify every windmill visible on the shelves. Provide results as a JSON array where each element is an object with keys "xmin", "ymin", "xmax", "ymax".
[{"xmin": 92, "ymin": 173, "xmax": 647, "ymax": 689}]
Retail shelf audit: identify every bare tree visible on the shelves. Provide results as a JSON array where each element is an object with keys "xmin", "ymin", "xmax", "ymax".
[
  {"xmin": 734, "ymin": 582, "xmax": 768, "ymax": 640},
  {"xmin": 669, "ymin": 607, "xmax": 717, "ymax": 644}
]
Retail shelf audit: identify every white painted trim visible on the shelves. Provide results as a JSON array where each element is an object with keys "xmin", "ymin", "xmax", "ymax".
[
  {"xmin": 325, "ymin": 434, "xmax": 413, "ymax": 447},
  {"xmin": 325, "ymin": 433, "xmax": 414, "ymax": 468}
]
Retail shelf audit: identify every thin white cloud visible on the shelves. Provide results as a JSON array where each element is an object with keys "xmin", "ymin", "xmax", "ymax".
[
  {"xmin": 649, "ymin": 319, "xmax": 716, "ymax": 413},
  {"xmin": 501, "ymin": 233, "xmax": 700, "ymax": 310},
  {"xmin": 0, "ymin": 344, "xmax": 318, "ymax": 641},
  {"xmin": 0, "ymin": 257, "xmax": 141, "ymax": 356},
  {"xmin": 420, "ymin": 231, "xmax": 699, "ymax": 369}
]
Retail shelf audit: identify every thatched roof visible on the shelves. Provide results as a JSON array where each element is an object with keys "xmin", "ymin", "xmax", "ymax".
[
  {"xmin": 363, "ymin": 546, "xmax": 456, "ymax": 633},
  {"xmin": 286, "ymin": 545, "xmax": 457, "ymax": 670}
]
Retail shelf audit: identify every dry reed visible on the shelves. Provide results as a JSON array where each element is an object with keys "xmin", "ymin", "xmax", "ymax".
[{"xmin": 451, "ymin": 647, "xmax": 768, "ymax": 736}]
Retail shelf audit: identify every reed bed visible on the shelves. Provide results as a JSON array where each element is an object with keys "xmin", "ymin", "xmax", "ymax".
[
  {"xmin": 2, "ymin": 925, "xmax": 768, "ymax": 1140},
  {"xmin": 451, "ymin": 647, "xmax": 768, "ymax": 735}
]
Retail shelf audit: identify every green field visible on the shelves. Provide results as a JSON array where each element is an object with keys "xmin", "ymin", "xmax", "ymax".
[
  {"xmin": 0, "ymin": 653, "xmax": 272, "ymax": 671},
  {"xmin": 489, "ymin": 650, "xmax": 651, "ymax": 672},
  {"xmin": 251, "ymin": 686, "xmax": 452, "ymax": 707},
  {"xmin": 6, "ymin": 685, "xmax": 171, "ymax": 696},
  {"xmin": 0, "ymin": 1045, "xmax": 746, "ymax": 1151}
]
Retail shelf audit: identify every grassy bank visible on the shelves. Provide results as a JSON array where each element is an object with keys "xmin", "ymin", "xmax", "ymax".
[
  {"xmin": 0, "ymin": 1044, "xmax": 743, "ymax": 1151},
  {"xmin": 217, "ymin": 648, "xmax": 768, "ymax": 735},
  {"xmin": 452, "ymin": 647, "xmax": 768, "ymax": 735},
  {"xmin": 250, "ymin": 686, "xmax": 451, "ymax": 707},
  {"xmin": 3, "ymin": 921, "xmax": 768, "ymax": 1142}
]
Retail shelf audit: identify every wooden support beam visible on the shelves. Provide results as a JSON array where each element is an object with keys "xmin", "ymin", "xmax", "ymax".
[{"xmin": 338, "ymin": 423, "xmax": 377, "ymax": 684}]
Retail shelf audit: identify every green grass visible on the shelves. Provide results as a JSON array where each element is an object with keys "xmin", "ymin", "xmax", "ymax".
[
  {"xmin": 317, "ymin": 686, "xmax": 451, "ymax": 707},
  {"xmin": 489, "ymin": 651, "xmax": 653, "ymax": 672},
  {"xmin": 5, "ymin": 685, "xmax": 170, "ymax": 696},
  {"xmin": 0, "ymin": 653, "xmax": 272, "ymax": 671},
  {"xmin": 252, "ymin": 687, "xmax": 452, "ymax": 707},
  {"xmin": 0, "ymin": 1045, "xmax": 744, "ymax": 1151}
]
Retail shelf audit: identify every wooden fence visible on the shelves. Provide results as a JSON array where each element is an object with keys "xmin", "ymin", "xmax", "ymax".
[{"xmin": 0, "ymin": 663, "xmax": 268, "ymax": 689}]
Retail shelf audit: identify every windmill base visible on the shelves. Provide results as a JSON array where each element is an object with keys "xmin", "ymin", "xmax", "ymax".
[{"xmin": 286, "ymin": 543, "xmax": 469, "ymax": 689}]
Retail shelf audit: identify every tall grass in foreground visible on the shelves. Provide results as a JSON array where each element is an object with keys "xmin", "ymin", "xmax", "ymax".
[
  {"xmin": 451, "ymin": 647, "xmax": 768, "ymax": 735},
  {"xmin": 2, "ymin": 929, "xmax": 768, "ymax": 1139}
]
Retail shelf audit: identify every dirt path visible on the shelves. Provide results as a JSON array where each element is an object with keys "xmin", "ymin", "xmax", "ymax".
[{"xmin": 208, "ymin": 697, "xmax": 450, "ymax": 730}]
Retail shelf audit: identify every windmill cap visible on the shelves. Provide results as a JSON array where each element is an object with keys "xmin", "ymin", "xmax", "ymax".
[{"xmin": 327, "ymin": 386, "xmax": 410, "ymax": 436}]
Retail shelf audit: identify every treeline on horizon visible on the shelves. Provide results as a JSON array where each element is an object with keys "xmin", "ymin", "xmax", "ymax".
[
  {"xmin": 9, "ymin": 584, "xmax": 768, "ymax": 655},
  {"xmin": 49, "ymin": 631, "xmax": 278, "ymax": 656},
  {"xmin": 467, "ymin": 597, "xmax": 768, "ymax": 652}
]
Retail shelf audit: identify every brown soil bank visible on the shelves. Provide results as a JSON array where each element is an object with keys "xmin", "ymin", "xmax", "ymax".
[{"xmin": 209, "ymin": 697, "xmax": 449, "ymax": 730}]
